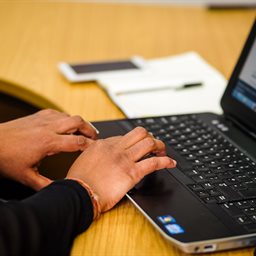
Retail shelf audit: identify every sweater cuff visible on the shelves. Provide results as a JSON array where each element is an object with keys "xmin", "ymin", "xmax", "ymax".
[{"xmin": 51, "ymin": 179, "xmax": 94, "ymax": 234}]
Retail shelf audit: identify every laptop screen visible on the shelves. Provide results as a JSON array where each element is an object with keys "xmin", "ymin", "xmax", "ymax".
[
  {"xmin": 232, "ymin": 39, "xmax": 256, "ymax": 112},
  {"xmin": 221, "ymin": 20, "xmax": 256, "ymax": 134}
]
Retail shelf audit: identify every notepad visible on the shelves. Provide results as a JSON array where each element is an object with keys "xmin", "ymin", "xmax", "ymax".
[{"xmin": 98, "ymin": 52, "xmax": 227, "ymax": 118}]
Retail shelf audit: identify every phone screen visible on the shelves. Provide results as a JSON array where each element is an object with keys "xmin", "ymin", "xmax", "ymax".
[{"xmin": 70, "ymin": 60, "xmax": 140, "ymax": 74}]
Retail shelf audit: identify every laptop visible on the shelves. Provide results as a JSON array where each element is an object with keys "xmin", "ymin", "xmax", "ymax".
[
  {"xmin": 91, "ymin": 20, "xmax": 256, "ymax": 253},
  {"xmin": 5, "ymin": 19, "xmax": 255, "ymax": 254}
]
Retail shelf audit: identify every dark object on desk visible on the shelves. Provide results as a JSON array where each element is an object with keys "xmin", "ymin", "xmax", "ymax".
[
  {"xmin": 175, "ymin": 82, "xmax": 202, "ymax": 90},
  {"xmin": 207, "ymin": 0, "xmax": 256, "ymax": 9},
  {"xmin": 92, "ymin": 19, "xmax": 256, "ymax": 254},
  {"xmin": 59, "ymin": 56, "xmax": 145, "ymax": 83},
  {"xmin": 0, "ymin": 79, "xmax": 79, "ymax": 200},
  {"xmin": 115, "ymin": 82, "xmax": 203, "ymax": 96}
]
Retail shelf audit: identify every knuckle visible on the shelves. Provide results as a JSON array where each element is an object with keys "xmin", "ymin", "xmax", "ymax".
[
  {"xmin": 72, "ymin": 115, "xmax": 84, "ymax": 125},
  {"xmin": 134, "ymin": 126, "xmax": 148, "ymax": 137},
  {"xmin": 161, "ymin": 140, "xmax": 166, "ymax": 148},
  {"xmin": 158, "ymin": 139, "xmax": 166, "ymax": 149},
  {"xmin": 127, "ymin": 148, "xmax": 135, "ymax": 160},
  {"xmin": 39, "ymin": 109, "xmax": 57, "ymax": 116},
  {"xmin": 144, "ymin": 137, "xmax": 155, "ymax": 149}
]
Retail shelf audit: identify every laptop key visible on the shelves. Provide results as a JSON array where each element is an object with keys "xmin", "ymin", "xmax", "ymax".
[
  {"xmin": 197, "ymin": 167, "xmax": 210, "ymax": 173},
  {"xmin": 197, "ymin": 191, "xmax": 209, "ymax": 198},
  {"xmin": 235, "ymin": 201, "xmax": 252, "ymax": 209},
  {"xmin": 216, "ymin": 195, "xmax": 228, "ymax": 203},
  {"xmin": 250, "ymin": 215, "xmax": 256, "ymax": 222},
  {"xmin": 208, "ymin": 177, "xmax": 222, "ymax": 184},
  {"xmin": 192, "ymin": 175, "xmax": 207, "ymax": 183},
  {"xmin": 232, "ymin": 183, "xmax": 247, "ymax": 191},
  {"xmin": 202, "ymin": 182, "xmax": 215, "ymax": 190},
  {"xmin": 225, "ymin": 178, "xmax": 239, "ymax": 185},
  {"xmin": 216, "ymin": 185, "xmax": 242, "ymax": 201},
  {"xmin": 238, "ymin": 189, "xmax": 256, "ymax": 199},
  {"xmin": 192, "ymin": 162, "xmax": 204, "ymax": 168},
  {"xmin": 221, "ymin": 203, "xmax": 243, "ymax": 217},
  {"xmin": 244, "ymin": 181, "xmax": 256, "ymax": 189},
  {"xmin": 188, "ymin": 184, "xmax": 203, "ymax": 192},
  {"xmin": 203, "ymin": 197, "xmax": 217, "ymax": 204},
  {"xmin": 243, "ymin": 207, "xmax": 256, "ymax": 215},
  {"xmin": 185, "ymin": 169, "xmax": 199, "ymax": 176},
  {"xmin": 208, "ymin": 189, "xmax": 221, "ymax": 197},
  {"xmin": 249, "ymin": 200, "xmax": 256, "ymax": 206},
  {"xmin": 237, "ymin": 216, "xmax": 252, "ymax": 225}
]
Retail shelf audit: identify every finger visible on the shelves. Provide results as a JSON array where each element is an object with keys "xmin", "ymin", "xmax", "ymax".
[
  {"xmin": 127, "ymin": 137, "xmax": 166, "ymax": 161},
  {"xmin": 135, "ymin": 156, "xmax": 176, "ymax": 179},
  {"xmin": 79, "ymin": 120, "xmax": 99, "ymax": 139},
  {"xmin": 55, "ymin": 116, "xmax": 98, "ymax": 139},
  {"xmin": 121, "ymin": 127, "xmax": 149, "ymax": 149},
  {"xmin": 49, "ymin": 134, "xmax": 94, "ymax": 154},
  {"xmin": 145, "ymin": 133, "xmax": 167, "ymax": 155},
  {"xmin": 24, "ymin": 171, "xmax": 53, "ymax": 191}
]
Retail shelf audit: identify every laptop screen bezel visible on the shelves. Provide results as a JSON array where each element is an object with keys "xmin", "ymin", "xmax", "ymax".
[{"xmin": 221, "ymin": 19, "xmax": 256, "ymax": 134}]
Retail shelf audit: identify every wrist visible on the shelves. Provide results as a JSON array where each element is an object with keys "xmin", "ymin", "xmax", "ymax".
[{"xmin": 66, "ymin": 177, "xmax": 101, "ymax": 220}]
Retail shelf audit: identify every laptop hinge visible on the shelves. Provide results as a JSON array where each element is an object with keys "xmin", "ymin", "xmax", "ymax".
[{"xmin": 224, "ymin": 114, "xmax": 256, "ymax": 140}]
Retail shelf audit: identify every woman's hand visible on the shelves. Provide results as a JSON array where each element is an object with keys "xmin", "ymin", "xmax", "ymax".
[
  {"xmin": 0, "ymin": 109, "xmax": 98, "ymax": 191},
  {"xmin": 66, "ymin": 127, "xmax": 176, "ymax": 213}
]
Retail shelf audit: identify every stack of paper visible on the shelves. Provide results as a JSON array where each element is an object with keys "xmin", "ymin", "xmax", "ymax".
[{"xmin": 98, "ymin": 52, "xmax": 227, "ymax": 118}]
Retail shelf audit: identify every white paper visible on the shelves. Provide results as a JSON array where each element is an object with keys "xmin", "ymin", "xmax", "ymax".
[{"xmin": 98, "ymin": 52, "xmax": 227, "ymax": 118}]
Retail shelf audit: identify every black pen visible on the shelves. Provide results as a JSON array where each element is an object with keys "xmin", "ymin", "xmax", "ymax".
[{"xmin": 115, "ymin": 82, "xmax": 203, "ymax": 96}]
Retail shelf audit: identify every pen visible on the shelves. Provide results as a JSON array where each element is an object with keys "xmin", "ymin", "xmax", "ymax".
[{"xmin": 115, "ymin": 82, "xmax": 203, "ymax": 96}]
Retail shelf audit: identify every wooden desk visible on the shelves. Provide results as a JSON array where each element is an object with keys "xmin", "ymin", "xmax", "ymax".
[{"xmin": 0, "ymin": 2, "xmax": 255, "ymax": 255}]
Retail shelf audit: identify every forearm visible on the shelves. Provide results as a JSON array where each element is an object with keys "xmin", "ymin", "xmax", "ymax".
[{"xmin": 0, "ymin": 180, "xmax": 93, "ymax": 256}]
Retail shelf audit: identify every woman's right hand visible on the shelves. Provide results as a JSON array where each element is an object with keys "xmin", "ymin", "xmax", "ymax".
[{"xmin": 66, "ymin": 127, "xmax": 176, "ymax": 213}]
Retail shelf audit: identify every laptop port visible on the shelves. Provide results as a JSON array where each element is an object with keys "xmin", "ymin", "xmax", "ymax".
[
  {"xmin": 194, "ymin": 246, "xmax": 200, "ymax": 253},
  {"xmin": 203, "ymin": 244, "xmax": 216, "ymax": 252}
]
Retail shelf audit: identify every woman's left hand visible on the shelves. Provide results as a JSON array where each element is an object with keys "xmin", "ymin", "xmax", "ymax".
[{"xmin": 0, "ymin": 109, "xmax": 98, "ymax": 190}]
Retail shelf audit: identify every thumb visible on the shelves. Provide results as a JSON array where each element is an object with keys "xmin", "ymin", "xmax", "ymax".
[{"xmin": 25, "ymin": 170, "xmax": 53, "ymax": 191}]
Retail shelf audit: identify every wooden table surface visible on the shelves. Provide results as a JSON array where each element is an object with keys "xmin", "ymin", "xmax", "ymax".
[{"xmin": 0, "ymin": 2, "xmax": 255, "ymax": 255}]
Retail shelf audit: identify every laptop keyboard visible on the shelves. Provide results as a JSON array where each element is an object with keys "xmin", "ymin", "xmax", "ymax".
[{"xmin": 132, "ymin": 114, "xmax": 256, "ymax": 230}]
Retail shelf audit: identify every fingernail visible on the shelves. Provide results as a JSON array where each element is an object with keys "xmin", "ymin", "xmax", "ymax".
[
  {"xmin": 78, "ymin": 136, "xmax": 86, "ymax": 145},
  {"xmin": 88, "ymin": 122, "xmax": 100, "ymax": 135},
  {"xmin": 172, "ymin": 159, "xmax": 177, "ymax": 166}
]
